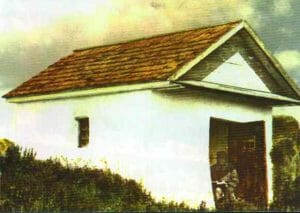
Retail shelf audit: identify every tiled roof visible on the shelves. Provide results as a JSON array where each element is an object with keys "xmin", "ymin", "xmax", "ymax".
[{"xmin": 4, "ymin": 21, "xmax": 240, "ymax": 98}]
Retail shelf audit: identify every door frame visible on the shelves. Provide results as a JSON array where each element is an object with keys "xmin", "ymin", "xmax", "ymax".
[{"xmin": 209, "ymin": 117, "xmax": 268, "ymax": 208}]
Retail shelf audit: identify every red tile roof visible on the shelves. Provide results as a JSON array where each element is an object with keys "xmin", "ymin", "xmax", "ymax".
[{"xmin": 4, "ymin": 21, "xmax": 240, "ymax": 98}]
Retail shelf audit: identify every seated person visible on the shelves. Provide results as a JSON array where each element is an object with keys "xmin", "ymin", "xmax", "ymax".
[{"xmin": 211, "ymin": 151, "xmax": 239, "ymax": 209}]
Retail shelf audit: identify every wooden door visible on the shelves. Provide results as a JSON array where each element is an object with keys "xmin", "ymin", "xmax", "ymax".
[{"xmin": 228, "ymin": 121, "xmax": 267, "ymax": 208}]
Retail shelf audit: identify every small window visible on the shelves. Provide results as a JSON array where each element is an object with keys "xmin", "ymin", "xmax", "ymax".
[{"xmin": 75, "ymin": 116, "xmax": 89, "ymax": 148}]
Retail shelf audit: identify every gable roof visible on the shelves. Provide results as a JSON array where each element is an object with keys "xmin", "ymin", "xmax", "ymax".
[
  {"xmin": 3, "ymin": 21, "xmax": 240, "ymax": 98},
  {"xmin": 3, "ymin": 20, "xmax": 300, "ymax": 101}
]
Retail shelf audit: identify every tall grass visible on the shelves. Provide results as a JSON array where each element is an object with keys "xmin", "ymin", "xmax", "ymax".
[{"xmin": 0, "ymin": 143, "xmax": 197, "ymax": 212}]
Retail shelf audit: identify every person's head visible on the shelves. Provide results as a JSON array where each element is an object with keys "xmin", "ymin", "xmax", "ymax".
[{"xmin": 216, "ymin": 151, "xmax": 227, "ymax": 165}]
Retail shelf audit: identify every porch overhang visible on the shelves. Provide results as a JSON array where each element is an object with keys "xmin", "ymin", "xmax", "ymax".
[{"xmin": 173, "ymin": 80, "xmax": 300, "ymax": 106}]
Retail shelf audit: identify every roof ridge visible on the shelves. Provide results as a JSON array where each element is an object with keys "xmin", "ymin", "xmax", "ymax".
[{"xmin": 73, "ymin": 20, "xmax": 243, "ymax": 52}]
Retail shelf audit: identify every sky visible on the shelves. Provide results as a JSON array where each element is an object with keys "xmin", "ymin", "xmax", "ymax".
[
  {"xmin": 0, "ymin": 0, "xmax": 299, "ymax": 91},
  {"xmin": 0, "ymin": 0, "xmax": 299, "ymax": 205}
]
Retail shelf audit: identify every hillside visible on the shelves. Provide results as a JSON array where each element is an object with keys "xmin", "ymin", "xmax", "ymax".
[{"xmin": 0, "ymin": 140, "xmax": 196, "ymax": 212}]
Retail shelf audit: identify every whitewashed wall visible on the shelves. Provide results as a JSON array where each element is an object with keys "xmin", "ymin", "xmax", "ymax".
[
  {"xmin": 7, "ymin": 89, "xmax": 273, "ymax": 208},
  {"xmin": 0, "ymin": 88, "xmax": 13, "ymax": 138}
]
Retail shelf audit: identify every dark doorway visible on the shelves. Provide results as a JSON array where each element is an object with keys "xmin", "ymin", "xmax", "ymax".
[{"xmin": 209, "ymin": 118, "xmax": 268, "ymax": 209}]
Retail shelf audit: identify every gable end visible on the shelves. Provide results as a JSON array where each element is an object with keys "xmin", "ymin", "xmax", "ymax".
[{"xmin": 179, "ymin": 28, "xmax": 300, "ymax": 99}]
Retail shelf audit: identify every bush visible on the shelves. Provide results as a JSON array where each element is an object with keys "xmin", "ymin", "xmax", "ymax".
[
  {"xmin": 0, "ymin": 143, "xmax": 196, "ymax": 212},
  {"xmin": 271, "ymin": 116, "xmax": 300, "ymax": 211}
]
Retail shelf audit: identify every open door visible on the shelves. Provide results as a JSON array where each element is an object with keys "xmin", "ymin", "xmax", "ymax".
[
  {"xmin": 209, "ymin": 118, "xmax": 267, "ymax": 209},
  {"xmin": 228, "ymin": 121, "xmax": 267, "ymax": 208}
]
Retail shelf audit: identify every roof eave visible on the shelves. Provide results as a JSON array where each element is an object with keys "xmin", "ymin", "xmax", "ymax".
[
  {"xmin": 174, "ymin": 80, "xmax": 300, "ymax": 106},
  {"xmin": 4, "ymin": 81, "xmax": 176, "ymax": 103}
]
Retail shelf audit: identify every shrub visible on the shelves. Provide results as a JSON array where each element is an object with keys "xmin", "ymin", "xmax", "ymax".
[
  {"xmin": 0, "ymin": 143, "xmax": 196, "ymax": 212},
  {"xmin": 271, "ymin": 116, "xmax": 300, "ymax": 211}
]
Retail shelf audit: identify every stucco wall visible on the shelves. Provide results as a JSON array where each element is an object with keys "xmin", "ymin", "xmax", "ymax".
[{"xmin": 7, "ymin": 88, "xmax": 273, "ymax": 208}]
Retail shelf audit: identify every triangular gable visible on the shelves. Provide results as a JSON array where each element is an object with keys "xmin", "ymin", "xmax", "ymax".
[
  {"xmin": 203, "ymin": 52, "xmax": 270, "ymax": 92},
  {"xmin": 177, "ymin": 22, "xmax": 300, "ymax": 99}
]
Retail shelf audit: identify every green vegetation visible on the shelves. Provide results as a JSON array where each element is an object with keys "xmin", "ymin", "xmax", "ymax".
[
  {"xmin": 271, "ymin": 116, "xmax": 300, "ymax": 211},
  {"xmin": 0, "ymin": 141, "xmax": 199, "ymax": 212},
  {"xmin": 7, "ymin": 113, "xmax": 300, "ymax": 212}
]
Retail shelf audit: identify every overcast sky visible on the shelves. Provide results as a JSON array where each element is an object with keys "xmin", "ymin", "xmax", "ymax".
[{"xmin": 0, "ymin": 0, "xmax": 299, "ymax": 90}]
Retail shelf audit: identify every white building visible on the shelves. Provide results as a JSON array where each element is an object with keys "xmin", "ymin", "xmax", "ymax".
[{"xmin": 3, "ymin": 21, "xmax": 300, "ymax": 209}]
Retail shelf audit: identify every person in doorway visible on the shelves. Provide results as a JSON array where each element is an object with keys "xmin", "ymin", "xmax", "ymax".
[{"xmin": 211, "ymin": 151, "xmax": 239, "ymax": 210}]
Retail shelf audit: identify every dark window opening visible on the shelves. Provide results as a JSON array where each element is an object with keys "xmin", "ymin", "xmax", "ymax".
[{"xmin": 75, "ymin": 116, "xmax": 89, "ymax": 148}]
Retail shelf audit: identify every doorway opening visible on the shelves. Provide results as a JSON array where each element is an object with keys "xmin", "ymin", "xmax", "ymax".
[{"xmin": 209, "ymin": 117, "xmax": 268, "ymax": 209}]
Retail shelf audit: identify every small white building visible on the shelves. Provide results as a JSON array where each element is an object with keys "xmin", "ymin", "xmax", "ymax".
[{"xmin": 3, "ymin": 21, "xmax": 300, "ymax": 208}]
